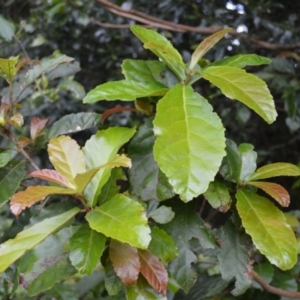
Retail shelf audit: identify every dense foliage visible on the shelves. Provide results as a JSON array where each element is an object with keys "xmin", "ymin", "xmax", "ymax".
[{"xmin": 1, "ymin": 1, "xmax": 300, "ymax": 299}]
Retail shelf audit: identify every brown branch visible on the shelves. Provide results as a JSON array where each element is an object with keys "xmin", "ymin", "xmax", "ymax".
[
  {"xmin": 95, "ymin": 0, "xmax": 300, "ymax": 51},
  {"xmin": 250, "ymin": 270, "xmax": 300, "ymax": 299}
]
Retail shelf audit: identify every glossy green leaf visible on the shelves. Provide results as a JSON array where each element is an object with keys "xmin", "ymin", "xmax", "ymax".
[
  {"xmin": 148, "ymin": 206, "xmax": 175, "ymax": 224},
  {"xmin": 86, "ymin": 194, "xmax": 151, "ymax": 249},
  {"xmin": 204, "ymin": 180, "xmax": 232, "ymax": 212},
  {"xmin": 201, "ymin": 66, "xmax": 277, "ymax": 124},
  {"xmin": 153, "ymin": 84, "xmax": 226, "ymax": 202},
  {"xmin": 0, "ymin": 151, "xmax": 10, "ymax": 168},
  {"xmin": 139, "ymin": 249, "xmax": 168, "ymax": 295},
  {"xmin": 69, "ymin": 224, "xmax": 106, "ymax": 275},
  {"xmin": 83, "ymin": 80, "xmax": 168, "ymax": 103},
  {"xmin": 0, "ymin": 207, "xmax": 80, "ymax": 273},
  {"xmin": 109, "ymin": 239, "xmax": 140, "ymax": 285},
  {"xmin": 247, "ymin": 162, "xmax": 300, "ymax": 181},
  {"xmin": 48, "ymin": 135, "xmax": 85, "ymax": 184},
  {"xmin": 236, "ymin": 189, "xmax": 297, "ymax": 270},
  {"xmin": 105, "ymin": 258, "xmax": 123, "ymax": 296},
  {"xmin": 126, "ymin": 276, "xmax": 167, "ymax": 300},
  {"xmin": 128, "ymin": 118, "xmax": 174, "ymax": 202},
  {"xmin": 210, "ymin": 54, "xmax": 271, "ymax": 68},
  {"xmin": 0, "ymin": 14, "xmax": 15, "ymax": 41},
  {"xmin": 190, "ymin": 28, "xmax": 232, "ymax": 70},
  {"xmin": 83, "ymin": 127, "xmax": 136, "ymax": 207},
  {"xmin": 0, "ymin": 160, "xmax": 26, "ymax": 207},
  {"xmin": 218, "ymin": 221, "xmax": 252, "ymax": 295},
  {"xmin": 238, "ymin": 143, "xmax": 257, "ymax": 182},
  {"xmin": 148, "ymin": 227, "xmax": 178, "ymax": 263},
  {"xmin": 162, "ymin": 201, "xmax": 216, "ymax": 292},
  {"xmin": 0, "ymin": 56, "xmax": 19, "ymax": 82},
  {"xmin": 48, "ymin": 112, "xmax": 102, "ymax": 139}
]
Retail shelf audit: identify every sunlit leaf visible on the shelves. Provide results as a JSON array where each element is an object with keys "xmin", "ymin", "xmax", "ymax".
[
  {"xmin": 139, "ymin": 250, "xmax": 168, "ymax": 295},
  {"xmin": 69, "ymin": 224, "xmax": 106, "ymax": 275},
  {"xmin": 201, "ymin": 66, "xmax": 277, "ymax": 124},
  {"xmin": 30, "ymin": 169, "xmax": 75, "ymax": 189},
  {"xmin": 0, "ymin": 56, "xmax": 18, "ymax": 82},
  {"xmin": 0, "ymin": 160, "xmax": 26, "ymax": 207},
  {"xmin": 86, "ymin": 194, "xmax": 151, "ymax": 249},
  {"xmin": 153, "ymin": 84, "xmax": 226, "ymax": 202},
  {"xmin": 48, "ymin": 135, "xmax": 85, "ymax": 184},
  {"xmin": 10, "ymin": 186, "xmax": 76, "ymax": 216},
  {"xmin": 109, "ymin": 239, "xmax": 140, "ymax": 285},
  {"xmin": 128, "ymin": 118, "xmax": 174, "ymax": 202},
  {"xmin": 246, "ymin": 181, "xmax": 290, "ymax": 207},
  {"xmin": 210, "ymin": 54, "xmax": 271, "ymax": 68},
  {"xmin": 7, "ymin": 112, "xmax": 23, "ymax": 127},
  {"xmin": 83, "ymin": 80, "xmax": 168, "ymax": 103},
  {"xmin": 247, "ymin": 162, "xmax": 300, "ymax": 181},
  {"xmin": 30, "ymin": 116, "xmax": 49, "ymax": 140},
  {"xmin": 83, "ymin": 127, "xmax": 135, "ymax": 207},
  {"xmin": 236, "ymin": 189, "xmax": 297, "ymax": 270},
  {"xmin": 0, "ymin": 207, "xmax": 80, "ymax": 273},
  {"xmin": 190, "ymin": 28, "xmax": 232, "ymax": 70},
  {"xmin": 48, "ymin": 112, "xmax": 102, "ymax": 139},
  {"xmin": 0, "ymin": 14, "xmax": 15, "ymax": 41}
]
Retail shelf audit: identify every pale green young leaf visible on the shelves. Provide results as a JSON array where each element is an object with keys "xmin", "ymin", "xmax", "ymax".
[
  {"xmin": 236, "ymin": 189, "xmax": 297, "ymax": 270},
  {"xmin": 0, "ymin": 151, "xmax": 10, "ymax": 168},
  {"xmin": 190, "ymin": 28, "xmax": 232, "ymax": 70},
  {"xmin": 201, "ymin": 66, "xmax": 277, "ymax": 124},
  {"xmin": 83, "ymin": 80, "xmax": 168, "ymax": 103},
  {"xmin": 247, "ymin": 162, "xmax": 300, "ymax": 181},
  {"xmin": 153, "ymin": 84, "xmax": 226, "ymax": 202},
  {"xmin": 10, "ymin": 186, "xmax": 77, "ymax": 216},
  {"xmin": 0, "ymin": 14, "xmax": 15, "ymax": 41},
  {"xmin": 69, "ymin": 224, "xmax": 106, "ymax": 275},
  {"xmin": 0, "ymin": 160, "xmax": 26, "ymax": 207},
  {"xmin": 238, "ymin": 143, "xmax": 257, "ymax": 182},
  {"xmin": 0, "ymin": 56, "xmax": 19, "ymax": 83},
  {"xmin": 148, "ymin": 206, "xmax": 175, "ymax": 224},
  {"xmin": 74, "ymin": 154, "xmax": 131, "ymax": 193},
  {"xmin": 86, "ymin": 194, "xmax": 151, "ymax": 249},
  {"xmin": 0, "ymin": 207, "xmax": 80, "ymax": 273},
  {"xmin": 48, "ymin": 135, "xmax": 85, "ymax": 184},
  {"xmin": 209, "ymin": 54, "xmax": 271, "ymax": 69},
  {"xmin": 83, "ymin": 127, "xmax": 136, "ymax": 207}
]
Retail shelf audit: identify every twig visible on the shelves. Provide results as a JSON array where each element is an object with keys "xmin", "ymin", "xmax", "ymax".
[
  {"xmin": 75, "ymin": 194, "xmax": 91, "ymax": 212},
  {"xmin": 250, "ymin": 270, "xmax": 300, "ymax": 299},
  {"xmin": 13, "ymin": 35, "xmax": 30, "ymax": 60},
  {"xmin": 95, "ymin": 0, "xmax": 300, "ymax": 51}
]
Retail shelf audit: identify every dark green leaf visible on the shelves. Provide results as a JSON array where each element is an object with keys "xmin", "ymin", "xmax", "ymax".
[
  {"xmin": 48, "ymin": 112, "xmax": 102, "ymax": 139},
  {"xmin": 148, "ymin": 206, "xmax": 175, "ymax": 224},
  {"xmin": 252, "ymin": 261, "xmax": 274, "ymax": 290},
  {"xmin": 0, "ymin": 160, "xmax": 26, "ymax": 207},
  {"xmin": 105, "ymin": 258, "xmax": 123, "ymax": 296},
  {"xmin": 69, "ymin": 224, "xmax": 106, "ymax": 275},
  {"xmin": 218, "ymin": 221, "xmax": 252, "ymax": 295},
  {"xmin": 128, "ymin": 117, "xmax": 174, "ymax": 202}
]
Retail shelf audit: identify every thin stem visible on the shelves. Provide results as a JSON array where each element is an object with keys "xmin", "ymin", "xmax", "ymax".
[
  {"xmin": 13, "ymin": 35, "xmax": 30, "ymax": 60},
  {"xmin": 75, "ymin": 194, "xmax": 90, "ymax": 212}
]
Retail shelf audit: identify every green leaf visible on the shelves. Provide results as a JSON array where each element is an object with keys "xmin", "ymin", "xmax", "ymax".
[
  {"xmin": 86, "ymin": 194, "xmax": 151, "ymax": 249},
  {"xmin": 247, "ymin": 162, "xmax": 300, "ymax": 181},
  {"xmin": 153, "ymin": 84, "xmax": 226, "ymax": 202},
  {"xmin": 0, "ymin": 56, "xmax": 19, "ymax": 83},
  {"xmin": 83, "ymin": 127, "xmax": 136, "ymax": 207},
  {"xmin": 48, "ymin": 135, "xmax": 85, "ymax": 184},
  {"xmin": 148, "ymin": 206, "xmax": 175, "ymax": 224},
  {"xmin": 109, "ymin": 239, "xmax": 140, "ymax": 285},
  {"xmin": 236, "ymin": 189, "xmax": 297, "ymax": 270},
  {"xmin": 105, "ymin": 258, "xmax": 123, "ymax": 296},
  {"xmin": 0, "ymin": 160, "xmax": 26, "ymax": 207},
  {"xmin": 0, "ymin": 207, "xmax": 80, "ymax": 273},
  {"xmin": 128, "ymin": 118, "xmax": 174, "ymax": 202},
  {"xmin": 0, "ymin": 14, "xmax": 15, "ymax": 41},
  {"xmin": 0, "ymin": 151, "xmax": 10, "ymax": 168},
  {"xmin": 201, "ymin": 66, "xmax": 277, "ymax": 124},
  {"xmin": 218, "ymin": 221, "xmax": 252, "ymax": 295},
  {"xmin": 238, "ymin": 143, "xmax": 257, "ymax": 182},
  {"xmin": 162, "ymin": 201, "xmax": 216, "ymax": 292},
  {"xmin": 190, "ymin": 28, "xmax": 232, "ymax": 70},
  {"xmin": 48, "ymin": 112, "xmax": 102, "ymax": 139},
  {"xmin": 126, "ymin": 276, "xmax": 167, "ymax": 300},
  {"xmin": 210, "ymin": 54, "xmax": 271, "ymax": 69},
  {"xmin": 148, "ymin": 227, "xmax": 178, "ymax": 264},
  {"xmin": 69, "ymin": 224, "xmax": 106, "ymax": 275},
  {"xmin": 83, "ymin": 80, "xmax": 168, "ymax": 103},
  {"xmin": 204, "ymin": 180, "xmax": 232, "ymax": 212}
]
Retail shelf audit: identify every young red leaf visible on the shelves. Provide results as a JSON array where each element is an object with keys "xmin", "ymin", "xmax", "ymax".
[
  {"xmin": 138, "ymin": 250, "xmax": 168, "ymax": 295},
  {"xmin": 30, "ymin": 169, "xmax": 75, "ymax": 189},
  {"xmin": 10, "ymin": 186, "xmax": 76, "ymax": 216},
  {"xmin": 246, "ymin": 181, "xmax": 290, "ymax": 207},
  {"xmin": 30, "ymin": 116, "xmax": 49, "ymax": 140},
  {"xmin": 109, "ymin": 239, "xmax": 140, "ymax": 286}
]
